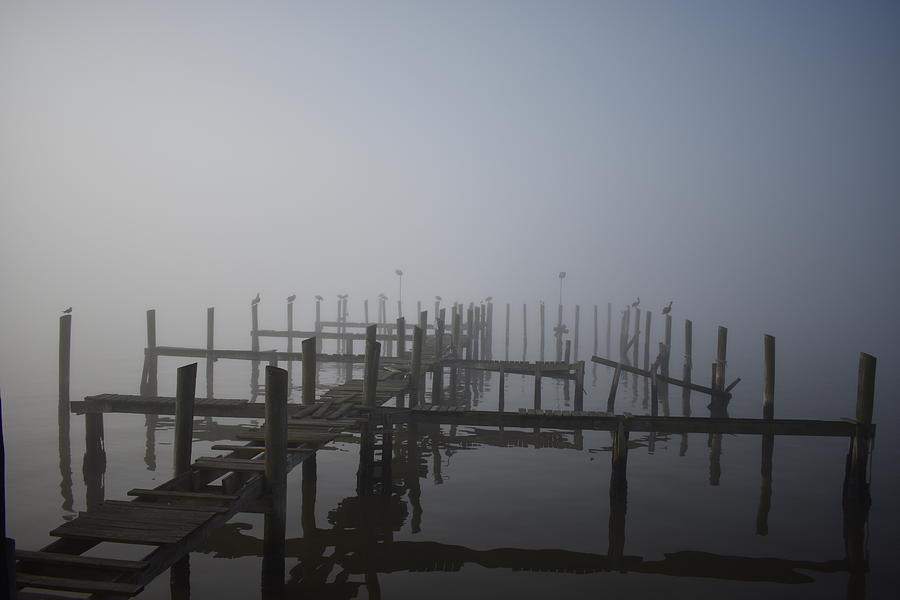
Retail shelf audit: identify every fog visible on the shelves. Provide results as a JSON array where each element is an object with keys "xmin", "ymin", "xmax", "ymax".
[{"xmin": 2, "ymin": 2, "xmax": 899, "ymax": 413}]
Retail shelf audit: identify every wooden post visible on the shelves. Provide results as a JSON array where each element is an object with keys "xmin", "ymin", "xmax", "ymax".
[
  {"xmin": 473, "ymin": 306, "xmax": 481, "ymax": 360},
  {"xmin": 663, "ymin": 314, "xmax": 672, "ymax": 379},
  {"xmin": 466, "ymin": 307, "xmax": 474, "ymax": 359},
  {"xmin": 263, "ymin": 366, "xmax": 288, "ymax": 597},
  {"xmin": 286, "ymin": 300, "xmax": 294, "ymax": 356},
  {"xmin": 174, "ymin": 363, "xmax": 197, "ymax": 486},
  {"xmin": 715, "ymin": 326, "xmax": 728, "ymax": 390},
  {"xmin": 397, "ymin": 317, "xmax": 407, "ymax": 360},
  {"xmin": 650, "ymin": 362, "xmax": 659, "ymax": 417},
  {"xmin": 574, "ymin": 361, "xmax": 584, "ymax": 411},
  {"xmin": 593, "ymin": 304, "xmax": 598, "ymax": 358},
  {"xmin": 522, "ymin": 303, "xmax": 528, "ymax": 361},
  {"xmin": 59, "ymin": 313, "xmax": 72, "ymax": 420},
  {"xmin": 608, "ymin": 419, "xmax": 628, "ymax": 570},
  {"xmin": 556, "ymin": 304, "xmax": 563, "ymax": 362},
  {"xmin": 539, "ymin": 302, "xmax": 545, "ymax": 362},
  {"xmin": 206, "ymin": 307, "xmax": 215, "ymax": 400},
  {"xmin": 84, "ymin": 411, "xmax": 106, "ymax": 510},
  {"xmin": 498, "ymin": 365, "xmax": 505, "ymax": 413},
  {"xmin": 574, "ymin": 304, "xmax": 580, "ymax": 362},
  {"xmin": 504, "ymin": 303, "xmax": 510, "ymax": 361},
  {"xmin": 682, "ymin": 319, "xmax": 693, "ymax": 417},
  {"xmin": 606, "ymin": 302, "xmax": 611, "ymax": 359},
  {"xmin": 418, "ymin": 311, "xmax": 428, "ymax": 343},
  {"xmin": 642, "ymin": 312, "xmax": 651, "ymax": 371},
  {"xmin": 606, "ymin": 364, "xmax": 622, "ymax": 413},
  {"xmin": 565, "ymin": 340, "xmax": 571, "ymax": 363},
  {"xmin": 344, "ymin": 333, "xmax": 353, "ymax": 381},
  {"xmin": 632, "ymin": 307, "xmax": 641, "ymax": 368},
  {"xmin": 411, "ymin": 326, "xmax": 424, "ymax": 406},
  {"xmin": 451, "ymin": 307, "xmax": 461, "ymax": 358},
  {"xmin": 364, "ymin": 299, "xmax": 369, "ymax": 324},
  {"xmin": 845, "ymin": 353, "xmax": 876, "ymax": 495},
  {"xmin": 252, "ymin": 302, "xmax": 260, "ymax": 353},
  {"xmin": 301, "ymin": 338, "xmax": 316, "ymax": 406},
  {"xmin": 363, "ymin": 325, "xmax": 380, "ymax": 408},
  {"xmin": 763, "ymin": 334, "xmax": 775, "ymax": 419},
  {"xmin": 433, "ymin": 313, "xmax": 445, "ymax": 402},
  {"xmin": 1, "ymin": 390, "xmax": 15, "ymax": 599},
  {"xmin": 146, "ymin": 309, "xmax": 158, "ymax": 396},
  {"xmin": 315, "ymin": 299, "xmax": 322, "ymax": 352},
  {"xmin": 486, "ymin": 302, "xmax": 494, "ymax": 359},
  {"xmin": 533, "ymin": 366, "xmax": 542, "ymax": 410},
  {"xmin": 618, "ymin": 309, "xmax": 629, "ymax": 364}
]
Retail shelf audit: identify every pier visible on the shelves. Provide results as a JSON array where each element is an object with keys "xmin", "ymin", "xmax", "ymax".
[{"xmin": 3, "ymin": 300, "xmax": 878, "ymax": 598}]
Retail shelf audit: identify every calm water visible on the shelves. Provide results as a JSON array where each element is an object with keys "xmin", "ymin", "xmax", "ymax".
[{"xmin": 4, "ymin": 311, "xmax": 899, "ymax": 599}]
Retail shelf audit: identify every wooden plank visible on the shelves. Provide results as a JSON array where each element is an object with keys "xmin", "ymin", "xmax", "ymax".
[
  {"xmin": 591, "ymin": 355, "xmax": 724, "ymax": 396},
  {"xmin": 126, "ymin": 489, "xmax": 238, "ymax": 502},
  {"xmin": 14, "ymin": 573, "xmax": 143, "ymax": 595},
  {"xmin": 15, "ymin": 549, "xmax": 148, "ymax": 571},
  {"xmin": 194, "ymin": 457, "xmax": 265, "ymax": 472},
  {"xmin": 100, "ymin": 500, "xmax": 229, "ymax": 514}
]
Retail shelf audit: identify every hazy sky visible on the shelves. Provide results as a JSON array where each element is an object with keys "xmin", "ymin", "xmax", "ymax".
[{"xmin": 1, "ymin": 1, "xmax": 898, "ymax": 393}]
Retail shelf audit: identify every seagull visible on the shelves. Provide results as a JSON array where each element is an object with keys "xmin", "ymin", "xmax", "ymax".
[
  {"xmin": 435, "ymin": 295, "xmax": 442, "ymax": 301},
  {"xmin": 287, "ymin": 294, "xmax": 296, "ymax": 303},
  {"xmin": 251, "ymin": 293, "xmax": 261, "ymax": 305},
  {"xmin": 378, "ymin": 293, "xmax": 387, "ymax": 300},
  {"xmin": 484, "ymin": 296, "xmax": 493, "ymax": 302},
  {"xmin": 662, "ymin": 301, "xmax": 673, "ymax": 315},
  {"xmin": 395, "ymin": 269, "xmax": 403, "ymax": 276},
  {"xmin": 315, "ymin": 295, "xmax": 323, "ymax": 301},
  {"xmin": 558, "ymin": 271, "xmax": 566, "ymax": 279},
  {"xmin": 631, "ymin": 297, "xmax": 640, "ymax": 308},
  {"xmin": 62, "ymin": 307, "xmax": 72, "ymax": 314}
]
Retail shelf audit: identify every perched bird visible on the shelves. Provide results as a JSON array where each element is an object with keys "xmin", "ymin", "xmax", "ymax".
[
  {"xmin": 62, "ymin": 307, "xmax": 72, "ymax": 314},
  {"xmin": 378, "ymin": 293, "xmax": 387, "ymax": 300},
  {"xmin": 631, "ymin": 297, "xmax": 640, "ymax": 308},
  {"xmin": 484, "ymin": 296, "xmax": 493, "ymax": 302},
  {"xmin": 251, "ymin": 293, "xmax": 261, "ymax": 305},
  {"xmin": 662, "ymin": 301, "xmax": 673, "ymax": 315},
  {"xmin": 315, "ymin": 295, "xmax": 323, "ymax": 301},
  {"xmin": 395, "ymin": 269, "xmax": 403, "ymax": 276},
  {"xmin": 435, "ymin": 295, "xmax": 442, "ymax": 301},
  {"xmin": 287, "ymin": 294, "xmax": 296, "ymax": 303}
]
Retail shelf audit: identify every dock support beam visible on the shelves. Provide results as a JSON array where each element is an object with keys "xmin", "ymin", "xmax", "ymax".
[
  {"xmin": 263, "ymin": 366, "xmax": 288, "ymax": 598},
  {"xmin": 364, "ymin": 325, "xmax": 381, "ymax": 408},
  {"xmin": 301, "ymin": 338, "xmax": 316, "ymax": 406},
  {"xmin": 174, "ymin": 363, "xmax": 197, "ymax": 487}
]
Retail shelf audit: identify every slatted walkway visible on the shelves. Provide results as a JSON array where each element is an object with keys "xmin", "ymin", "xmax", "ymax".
[{"xmin": 15, "ymin": 369, "xmax": 414, "ymax": 598}]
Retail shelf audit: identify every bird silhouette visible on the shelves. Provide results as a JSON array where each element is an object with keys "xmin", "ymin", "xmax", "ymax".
[
  {"xmin": 631, "ymin": 297, "xmax": 640, "ymax": 308},
  {"xmin": 62, "ymin": 307, "xmax": 72, "ymax": 314},
  {"xmin": 662, "ymin": 301, "xmax": 673, "ymax": 315},
  {"xmin": 251, "ymin": 293, "xmax": 260, "ymax": 305},
  {"xmin": 435, "ymin": 295, "xmax": 442, "ymax": 301},
  {"xmin": 395, "ymin": 269, "xmax": 403, "ymax": 276},
  {"xmin": 287, "ymin": 294, "xmax": 296, "ymax": 303},
  {"xmin": 484, "ymin": 296, "xmax": 493, "ymax": 302},
  {"xmin": 378, "ymin": 293, "xmax": 387, "ymax": 300},
  {"xmin": 315, "ymin": 295, "xmax": 323, "ymax": 301}
]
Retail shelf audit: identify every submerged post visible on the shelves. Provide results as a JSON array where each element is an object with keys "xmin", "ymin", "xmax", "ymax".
[
  {"xmin": 845, "ymin": 353, "xmax": 876, "ymax": 497},
  {"xmin": 397, "ymin": 317, "xmax": 407, "ymax": 360},
  {"xmin": 363, "ymin": 325, "xmax": 381, "ymax": 408},
  {"xmin": 574, "ymin": 361, "xmax": 585, "ymax": 411},
  {"xmin": 539, "ymin": 302, "xmax": 546, "ymax": 362},
  {"xmin": 174, "ymin": 363, "xmax": 197, "ymax": 485},
  {"xmin": 206, "ymin": 307, "xmax": 215, "ymax": 400},
  {"xmin": 574, "ymin": 304, "xmax": 580, "ymax": 362},
  {"xmin": 301, "ymin": 338, "xmax": 316, "ymax": 406},
  {"xmin": 715, "ymin": 326, "xmax": 728, "ymax": 390},
  {"xmin": 505, "ymin": 303, "xmax": 510, "ymax": 361},
  {"xmin": 682, "ymin": 319, "xmax": 693, "ymax": 416},
  {"xmin": 763, "ymin": 334, "xmax": 775, "ymax": 419},
  {"xmin": 498, "ymin": 364, "xmax": 505, "ymax": 413},
  {"xmin": 411, "ymin": 326, "xmax": 424, "ymax": 406},
  {"xmin": 145, "ymin": 309, "xmax": 158, "ymax": 396},
  {"xmin": 534, "ymin": 365, "xmax": 542, "ymax": 410},
  {"xmin": 263, "ymin": 366, "xmax": 288, "ymax": 595}
]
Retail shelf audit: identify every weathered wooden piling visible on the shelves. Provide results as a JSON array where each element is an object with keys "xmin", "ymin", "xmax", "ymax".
[
  {"xmin": 2, "ymin": 391, "xmax": 15, "ymax": 600},
  {"xmin": 301, "ymin": 337, "xmax": 316, "ymax": 406},
  {"xmin": 252, "ymin": 301, "xmax": 260, "ymax": 354},
  {"xmin": 206, "ymin": 307, "xmax": 215, "ymax": 400},
  {"xmin": 145, "ymin": 309, "xmax": 158, "ymax": 396},
  {"xmin": 263, "ymin": 365, "xmax": 288, "ymax": 597},
  {"xmin": 606, "ymin": 302, "xmax": 612, "ymax": 358},
  {"xmin": 573, "ymin": 305, "xmax": 580, "ymax": 362},
  {"xmin": 364, "ymin": 299, "xmax": 369, "ymax": 324},
  {"xmin": 593, "ymin": 304, "xmax": 598, "ymax": 357},
  {"xmin": 574, "ymin": 361, "xmax": 585, "ymax": 411},
  {"xmin": 432, "ymin": 314, "xmax": 445, "ymax": 402},
  {"xmin": 555, "ymin": 304, "xmax": 564, "ymax": 362},
  {"xmin": 682, "ymin": 319, "xmax": 693, "ymax": 417},
  {"xmin": 522, "ymin": 304, "xmax": 528, "ymax": 361},
  {"xmin": 396, "ymin": 317, "xmax": 406, "ymax": 359},
  {"xmin": 473, "ymin": 306, "xmax": 481, "ymax": 360},
  {"xmin": 533, "ymin": 366, "xmax": 542, "ymax": 409},
  {"xmin": 465, "ymin": 306, "xmax": 474, "ymax": 359},
  {"xmin": 763, "ymin": 334, "xmax": 775, "ymax": 420},
  {"xmin": 608, "ymin": 420, "xmax": 628, "ymax": 570},
  {"xmin": 486, "ymin": 302, "xmax": 494, "ymax": 359},
  {"xmin": 663, "ymin": 314, "xmax": 672, "ymax": 379},
  {"xmin": 286, "ymin": 300, "xmax": 294, "ymax": 357},
  {"xmin": 642, "ymin": 312, "xmax": 651, "ymax": 371},
  {"xmin": 174, "ymin": 363, "xmax": 197, "ymax": 487},
  {"xmin": 315, "ymin": 299, "xmax": 322, "ymax": 353},
  {"xmin": 498, "ymin": 364, "xmax": 505, "ymax": 412},
  {"xmin": 505, "ymin": 303, "xmax": 510, "ymax": 361},
  {"xmin": 59, "ymin": 313, "xmax": 72, "ymax": 420},
  {"xmin": 715, "ymin": 326, "xmax": 728, "ymax": 390},
  {"xmin": 363, "ymin": 325, "xmax": 381, "ymax": 408},
  {"xmin": 606, "ymin": 364, "xmax": 622, "ymax": 413},
  {"xmin": 631, "ymin": 308, "xmax": 640, "ymax": 370},
  {"xmin": 618, "ymin": 309, "xmax": 629, "ymax": 364},
  {"xmin": 845, "ymin": 353, "xmax": 876, "ymax": 497},
  {"xmin": 411, "ymin": 326, "xmax": 424, "ymax": 406},
  {"xmin": 539, "ymin": 302, "xmax": 546, "ymax": 361}
]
